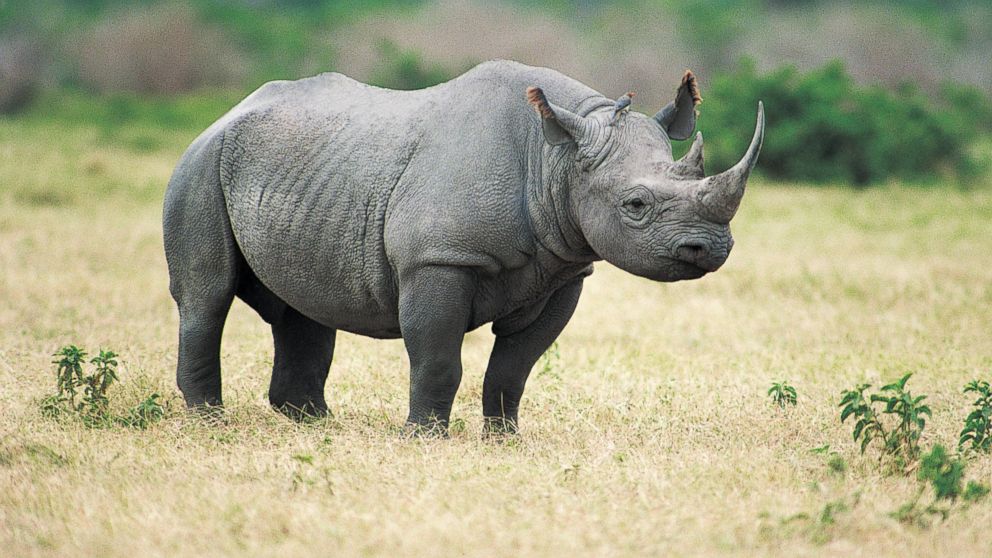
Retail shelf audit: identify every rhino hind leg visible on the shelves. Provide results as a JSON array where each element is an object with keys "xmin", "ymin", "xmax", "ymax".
[
  {"xmin": 174, "ymin": 298, "xmax": 233, "ymax": 409},
  {"xmin": 164, "ymin": 143, "xmax": 238, "ymax": 410},
  {"xmin": 232, "ymin": 268, "xmax": 335, "ymax": 420},
  {"xmin": 268, "ymin": 306, "xmax": 336, "ymax": 420}
]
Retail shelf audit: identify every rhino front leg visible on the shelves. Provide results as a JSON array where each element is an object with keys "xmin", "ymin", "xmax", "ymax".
[
  {"xmin": 398, "ymin": 266, "xmax": 475, "ymax": 434},
  {"xmin": 483, "ymin": 278, "xmax": 584, "ymax": 435}
]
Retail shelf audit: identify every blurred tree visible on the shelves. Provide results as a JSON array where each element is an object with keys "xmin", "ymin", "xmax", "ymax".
[
  {"xmin": 369, "ymin": 40, "xmax": 456, "ymax": 90},
  {"xmin": 701, "ymin": 59, "xmax": 987, "ymax": 185},
  {"xmin": 666, "ymin": 0, "xmax": 758, "ymax": 68}
]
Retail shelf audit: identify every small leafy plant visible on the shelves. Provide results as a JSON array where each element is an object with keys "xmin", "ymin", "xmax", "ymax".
[
  {"xmin": 124, "ymin": 393, "xmax": 165, "ymax": 429},
  {"xmin": 82, "ymin": 349, "xmax": 119, "ymax": 423},
  {"xmin": 768, "ymin": 380, "xmax": 797, "ymax": 409},
  {"xmin": 809, "ymin": 444, "xmax": 847, "ymax": 475},
  {"xmin": 918, "ymin": 445, "xmax": 965, "ymax": 501},
  {"xmin": 891, "ymin": 444, "xmax": 990, "ymax": 527},
  {"xmin": 964, "ymin": 480, "xmax": 991, "ymax": 502},
  {"xmin": 839, "ymin": 373, "xmax": 931, "ymax": 469},
  {"xmin": 44, "ymin": 345, "xmax": 88, "ymax": 413},
  {"xmin": 777, "ymin": 492, "xmax": 860, "ymax": 545},
  {"xmin": 959, "ymin": 379, "xmax": 992, "ymax": 453},
  {"xmin": 41, "ymin": 345, "xmax": 164, "ymax": 429},
  {"xmin": 44, "ymin": 346, "xmax": 119, "ymax": 425}
]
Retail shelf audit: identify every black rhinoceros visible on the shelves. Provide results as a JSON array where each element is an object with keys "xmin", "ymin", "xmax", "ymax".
[{"xmin": 163, "ymin": 60, "xmax": 764, "ymax": 433}]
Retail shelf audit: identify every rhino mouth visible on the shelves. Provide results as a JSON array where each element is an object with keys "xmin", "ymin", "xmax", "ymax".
[
  {"xmin": 670, "ymin": 260, "xmax": 710, "ymax": 280},
  {"xmin": 636, "ymin": 258, "xmax": 709, "ymax": 282}
]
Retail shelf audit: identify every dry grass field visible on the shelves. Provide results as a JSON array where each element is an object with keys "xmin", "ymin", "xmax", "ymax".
[{"xmin": 2, "ymin": 116, "xmax": 992, "ymax": 557}]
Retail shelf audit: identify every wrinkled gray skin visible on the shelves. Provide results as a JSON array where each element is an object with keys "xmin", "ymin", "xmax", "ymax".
[{"xmin": 163, "ymin": 60, "xmax": 764, "ymax": 433}]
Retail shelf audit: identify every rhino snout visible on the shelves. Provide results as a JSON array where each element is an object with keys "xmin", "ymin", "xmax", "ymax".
[{"xmin": 673, "ymin": 237, "xmax": 731, "ymax": 272}]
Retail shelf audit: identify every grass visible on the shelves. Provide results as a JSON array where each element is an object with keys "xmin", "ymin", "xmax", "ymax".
[{"xmin": 2, "ymin": 109, "xmax": 992, "ymax": 557}]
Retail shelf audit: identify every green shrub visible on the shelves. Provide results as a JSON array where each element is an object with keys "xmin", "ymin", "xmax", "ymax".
[
  {"xmin": 918, "ymin": 444, "xmax": 965, "ymax": 501},
  {"xmin": 701, "ymin": 59, "xmax": 989, "ymax": 185},
  {"xmin": 839, "ymin": 373, "xmax": 931, "ymax": 469},
  {"xmin": 891, "ymin": 444, "xmax": 989, "ymax": 527},
  {"xmin": 41, "ymin": 344, "xmax": 164, "ymax": 429},
  {"xmin": 82, "ymin": 349, "xmax": 120, "ymax": 424},
  {"xmin": 49, "ymin": 345, "xmax": 87, "ymax": 412},
  {"xmin": 767, "ymin": 380, "xmax": 797, "ymax": 409},
  {"xmin": 44, "ymin": 346, "xmax": 119, "ymax": 426},
  {"xmin": 964, "ymin": 480, "xmax": 991, "ymax": 502},
  {"xmin": 959, "ymin": 379, "xmax": 992, "ymax": 453},
  {"xmin": 124, "ymin": 394, "xmax": 165, "ymax": 429},
  {"xmin": 369, "ymin": 40, "xmax": 458, "ymax": 91}
]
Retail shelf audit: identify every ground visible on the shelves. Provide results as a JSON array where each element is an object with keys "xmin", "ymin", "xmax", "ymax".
[{"xmin": 1, "ymin": 115, "xmax": 991, "ymax": 557}]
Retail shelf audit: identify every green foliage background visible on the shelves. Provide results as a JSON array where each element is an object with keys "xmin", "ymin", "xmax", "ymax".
[
  {"xmin": 702, "ymin": 61, "xmax": 989, "ymax": 185},
  {"xmin": 2, "ymin": 0, "xmax": 991, "ymax": 185}
]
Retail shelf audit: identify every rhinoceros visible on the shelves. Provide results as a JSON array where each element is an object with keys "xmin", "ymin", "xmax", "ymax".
[{"xmin": 163, "ymin": 60, "xmax": 764, "ymax": 433}]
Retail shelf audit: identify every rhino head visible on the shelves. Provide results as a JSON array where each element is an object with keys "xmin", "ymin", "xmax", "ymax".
[{"xmin": 528, "ymin": 72, "xmax": 764, "ymax": 281}]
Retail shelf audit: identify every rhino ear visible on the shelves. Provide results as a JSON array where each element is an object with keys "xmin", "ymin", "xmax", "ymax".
[
  {"xmin": 653, "ymin": 70, "xmax": 701, "ymax": 141},
  {"xmin": 526, "ymin": 86, "xmax": 588, "ymax": 146}
]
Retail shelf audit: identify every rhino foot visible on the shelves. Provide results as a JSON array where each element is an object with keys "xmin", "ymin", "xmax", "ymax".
[
  {"xmin": 271, "ymin": 400, "xmax": 330, "ymax": 423},
  {"xmin": 402, "ymin": 417, "xmax": 450, "ymax": 439},
  {"xmin": 186, "ymin": 403, "xmax": 226, "ymax": 426},
  {"xmin": 482, "ymin": 416, "xmax": 520, "ymax": 438}
]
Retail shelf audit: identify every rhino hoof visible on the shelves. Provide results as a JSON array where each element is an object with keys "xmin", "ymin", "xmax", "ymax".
[
  {"xmin": 273, "ymin": 401, "xmax": 330, "ymax": 422},
  {"xmin": 188, "ymin": 403, "xmax": 226, "ymax": 425},
  {"xmin": 482, "ymin": 416, "xmax": 520, "ymax": 438},
  {"xmin": 402, "ymin": 420, "xmax": 449, "ymax": 439}
]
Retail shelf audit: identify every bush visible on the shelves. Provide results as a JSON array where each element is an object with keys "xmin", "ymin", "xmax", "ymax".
[
  {"xmin": 0, "ymin": 35, "xmax": 44, "ymax": 113},
  {"xmin": 767, "ymin": 380, "xmax": 797, "ymax": 409},
  {"xmin": 43, "ymin": 345, "xmax": 119, "ymax": 427},
  {"xmin": 959, "ymin": 379, "xmax": 992, "ymax": 453},
  {"xmin": 891, "ymin": 444, "xmax": 989, "ymax": 527},
  {"xmin": 369, "ymin": 40, "xmax": 456, "ymax": 91},
  {"xmin": 41, "ymin": 345, "xmax": 165, "ymax": 429},
  {"xmin": 74, "ymin": 5, "xmax": 248, "ymax": 95},
  {"xmin": 700, "ymin": 59, "xmax": 989, "ymax": 185},
  {"xmin": 839, "ymin": 373, "xmax": 931, "ymax": 469}
]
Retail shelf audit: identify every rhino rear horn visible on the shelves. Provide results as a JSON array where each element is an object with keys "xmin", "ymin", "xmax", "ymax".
[{"xmin": 678, "ymin": 131, "xmax": 705, "ymax": 176}]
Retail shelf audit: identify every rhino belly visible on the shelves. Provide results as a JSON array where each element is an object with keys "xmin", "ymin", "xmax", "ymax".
[{"xmin": 224, "ymin": 176, "xmax": 400, "ymax": 338}]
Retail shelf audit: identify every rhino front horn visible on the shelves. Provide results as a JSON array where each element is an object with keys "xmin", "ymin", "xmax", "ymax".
[{"xmin": 698, "ymin": 101, "xmax": 764, "ymax": 223}]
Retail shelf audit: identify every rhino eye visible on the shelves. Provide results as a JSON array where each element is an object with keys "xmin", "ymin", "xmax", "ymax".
[
  {"xmin": 620, "ymin": 195, "xmax": 652, "ymax": 224},
  {"xmin": 618, "ymin": 186, "xmax": 655, "ymax": 225}
]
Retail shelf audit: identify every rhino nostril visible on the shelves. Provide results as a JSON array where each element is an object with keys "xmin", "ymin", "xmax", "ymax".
[{"xmin": 677, "ymin": 243, "xmax": 707, "ymax": 261}]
